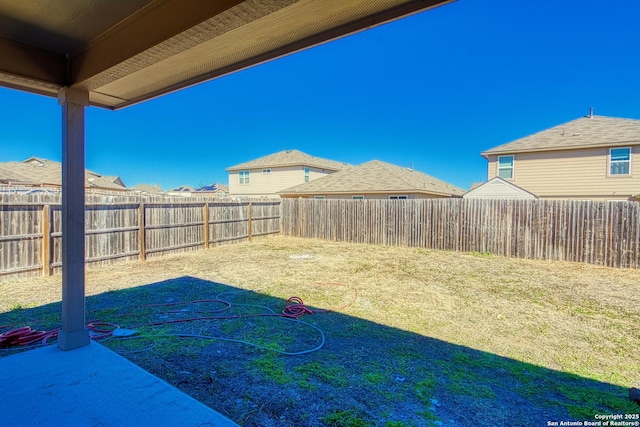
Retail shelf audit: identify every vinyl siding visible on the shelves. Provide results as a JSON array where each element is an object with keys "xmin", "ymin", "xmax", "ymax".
[
  {"xmin": 229, "ymin": 166, "xmax": 333, "ymax": 197},
  {"xmin": 486, "ymin": 146, "xmax": 640, "ymax": 200}
]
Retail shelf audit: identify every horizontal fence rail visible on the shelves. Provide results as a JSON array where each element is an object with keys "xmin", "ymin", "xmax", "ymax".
[
  {"xmin": 0, "ymin": 193, "xmax": 281, "ymax": 281},
  {"xmin": 281, "ymin": 198, "xmax": 640, "ymax": 269}
]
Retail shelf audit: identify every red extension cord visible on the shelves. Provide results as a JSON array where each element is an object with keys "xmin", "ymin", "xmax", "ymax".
[
  {"xmin": 0, "ymin": 281, "xmax": 358, "ymax": 349},
  {"xmin": 0, "ymin": 326, "xmax": 58, "ymax": 348}
]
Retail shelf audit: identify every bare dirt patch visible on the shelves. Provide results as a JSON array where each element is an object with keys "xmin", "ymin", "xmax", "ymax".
[{"xmin": 2, "ymin": 236, "xmax": 639, "ymax": 426}]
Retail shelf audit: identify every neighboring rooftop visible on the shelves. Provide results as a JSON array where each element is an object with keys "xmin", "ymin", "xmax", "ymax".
[
  {"xmin": 279, "ymin": 160, "xmax": 465, "ymax": 197},
  {"xmin": 482, "ymin": 115, "xmax": 640, "ymax": 156},
  {"xmin": 131, "ymin": 183, "xmax": 164, "ymax": 194},
  {"xmin": 195, "ymin": 183, "xmax": 229, "ymax": 193},
  {"xmin": 168, "ymin": 185, "xmax": 195, "ymax": 193},
  {"xmin": 226, "ymin": 149, "xmax": 351, "ymax": 172},
  {"xmin": 0, "ymin": 157, "xmax": 127, "ymax": 191}
]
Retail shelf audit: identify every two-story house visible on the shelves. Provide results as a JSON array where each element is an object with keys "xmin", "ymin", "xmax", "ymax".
[
  {"xmin": 480, "ymin": 113, "xmax": 640, "ymax": 200},
  {"xmin": 226, "ymin": 149, "xmax": 350, "ymax": 199}
]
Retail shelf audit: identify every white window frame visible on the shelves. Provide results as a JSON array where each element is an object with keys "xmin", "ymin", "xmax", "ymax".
[
  {"xmin": 304, "ymin": 167, "xmax": 310, "ymax": 182},
  {"xmin": 352, "ymin": 195, "xmax": 364, "ymax": 200},
  {"xmin": 389, "ymin": 195, "xmax": 408, "ymax": 200},
  {"xmin": 497, "ymin": 155, "xmax": 514, "ymax": 179},
  {"xmin": 262, "ymin": 168, "xmax": 271, "ymax": 174},
  {"xmin": 238, "ymin": 170, "xmax": 250, "ymax": 185},
  {"xmin": 609, "ymin": 147, "xmax": 631, "ymax": 176}
]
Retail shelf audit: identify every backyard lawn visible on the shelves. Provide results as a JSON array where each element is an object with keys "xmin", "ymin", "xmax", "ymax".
[{"xmin": 1, "ymin": 235, "xmax": 639, "ymax": 426}]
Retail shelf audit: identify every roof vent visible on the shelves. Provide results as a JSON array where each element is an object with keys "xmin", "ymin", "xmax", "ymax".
[{"xmin": 588, "ymin": 107, "xmax": 594, "ymax": 118}]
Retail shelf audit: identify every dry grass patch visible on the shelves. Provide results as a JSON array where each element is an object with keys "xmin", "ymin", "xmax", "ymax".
[{"xmin": 1, "ymin": 236, "xmax": 639, "ymax": 426}]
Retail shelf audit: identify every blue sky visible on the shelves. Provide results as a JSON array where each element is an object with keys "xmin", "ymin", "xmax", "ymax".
[{"xmin": 2, "ymin": 0, "xmax": 639, "ymax": 191}]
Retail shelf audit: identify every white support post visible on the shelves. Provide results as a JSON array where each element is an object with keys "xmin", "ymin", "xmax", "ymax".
[{"xmin": 57, "ymin": 87, "xmax": 90, "ymax": 351}]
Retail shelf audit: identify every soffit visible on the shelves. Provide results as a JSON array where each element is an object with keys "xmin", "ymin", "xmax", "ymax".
[{"xmin": 0, "ymin": 0, "xmax": 453, "ymax": 109}]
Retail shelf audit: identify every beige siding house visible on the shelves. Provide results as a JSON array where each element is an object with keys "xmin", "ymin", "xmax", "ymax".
[
  {"xmin": 481, "ymin": 114, "xmax": 640, "ymax": 200},
  {"xmin": 226, "ymin": 150, "xmax": 350, "ymax": 198},
  {"xmin": 279, "ymin": 160, "xmax": 464, "ymax": 199}
]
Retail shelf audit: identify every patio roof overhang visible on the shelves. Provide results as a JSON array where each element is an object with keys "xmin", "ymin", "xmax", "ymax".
[
  {"xmin": 0, "ymin": 0, "xmax": 454, "ymax": 350},
  {"xmin": 0, "ymin": 0, "xmax": 453, "ymax": 110}
]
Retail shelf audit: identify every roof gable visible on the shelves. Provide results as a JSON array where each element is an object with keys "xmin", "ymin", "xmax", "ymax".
[
  {"xmin": 226, "ymin": 149, "xmax": 351, "ymax": 172},
  {"xmin": 482, "ymin": 115, "xmax": 640, "ymax": 156},
  {"xmin": 279, "ymin": 160, "xmax": 464, "ymax": 196},
  {"xmin": 463, "ymin": 177, "xmax": 537, "ymax": 199}
]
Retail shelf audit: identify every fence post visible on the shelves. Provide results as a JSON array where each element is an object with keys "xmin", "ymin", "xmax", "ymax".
[
  {"xmin": 211, "ymin": 203, "xmax": 216, "ymax": 246},
  {"xmin": 203, "ymin": 202, "xmax": 209, "ymax": 249},
  {"xmin": 138, "ymin": 202, "xmax": 146, "ymax": 261},
  {"xmin": 248, "ymin": 202, "xmax": 253, "ymax": 241},
  {"xmin": 279, "ymin": 200, "xmax": 283, "ymax": 235},
  {"xmin": 41, "ymin": 204, "xmax": 51, "ymax": 277}
]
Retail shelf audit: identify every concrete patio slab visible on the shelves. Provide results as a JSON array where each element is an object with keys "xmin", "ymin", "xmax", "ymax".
[{"xmin": 0, "ymin": 342, "xmax": 238, "ymax": 426}]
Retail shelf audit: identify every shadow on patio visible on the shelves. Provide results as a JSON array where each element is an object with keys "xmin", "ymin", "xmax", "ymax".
[{"xmin": 1, "ymin": 276, "xmax": 636, "ymax": 427}]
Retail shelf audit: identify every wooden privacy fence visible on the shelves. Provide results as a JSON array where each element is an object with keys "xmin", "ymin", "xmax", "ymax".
[
  {"xmin": 3, "ymin": 196, "xmax": 640, "ymax": 281},
  {"xmin": 0, "ymin": 195, "xmax": 280, "ymax": 281},
  {"xmin": 281, "ymin": 198, "xmax": 640, "ymax": 269}
]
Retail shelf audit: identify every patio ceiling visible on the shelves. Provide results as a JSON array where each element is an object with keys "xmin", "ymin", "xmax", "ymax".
[{"xmin": 0, "ymin": 0, "xmax": 453, "ymax": 110}]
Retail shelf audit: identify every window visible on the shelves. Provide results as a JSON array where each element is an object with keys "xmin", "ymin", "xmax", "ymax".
[
  {"xmin": 497, "ymin": 155, "xmax": 514, "ymax": 179},
  {"xmin": 352, "ymin": 195, "xmax": 364, "ymax": 200},
  {"xmin": 238, "ymin": 170, "xmax": 250, "ymax": 184},
  {"xmin": 304, "ymin": 167, "xmax": 310, "ymax": 182},
  {"xmin": 262, "ymin": 169, "xmax": 271, "ymax": 174},
  {"xmin": 314, "ymin": 196, "xmax": 325, "ymax": 199},
  {"xmin": 389, "ymin": 195, "xmax": 408, "ymax": 200},
  {"xmin": 610, "ymin": 148, "xmax": 631, "ymax": 175}
]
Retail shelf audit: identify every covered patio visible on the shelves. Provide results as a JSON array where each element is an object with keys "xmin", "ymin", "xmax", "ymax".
[
  {"xmin": 0, "ymin": 342, "xmax": 239, "ymax": 426},
  {"xmin": 0, "ymin": 0, "xmax": 453, "ymax": 424}
]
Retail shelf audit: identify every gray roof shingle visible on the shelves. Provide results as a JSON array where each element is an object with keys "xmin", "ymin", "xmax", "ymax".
[
  {"xmin": 131, "ymin": 183, "xmax": 164, "ymax": 194},
  {"xmin": 226, "ymin": 149, "xmax": 350, "ymax": 172},
  {"xmin": 0, "ymin": 157, "xmax": 127, "ymax": 190},
  {"xmin": 482, "ymin": 115, "xmax": 640, "ymax": 156},
  {"xmin": 279, "ymin": 160, "xmax": 464, "ymax": 197}
]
